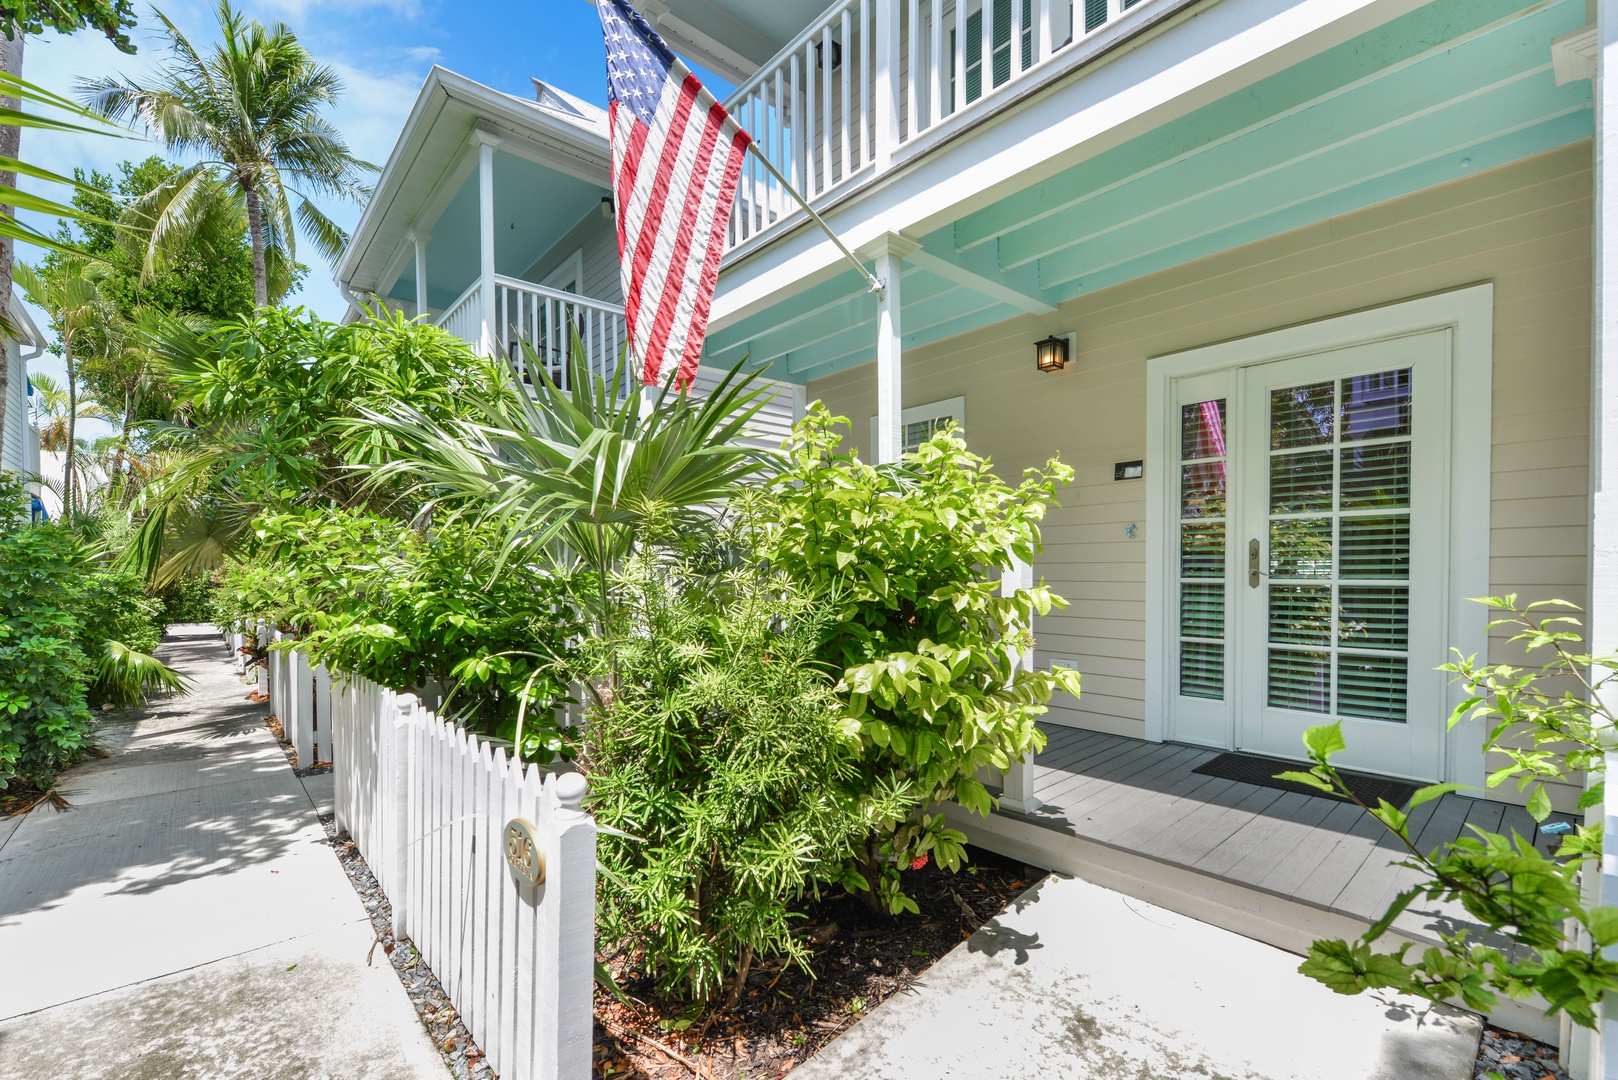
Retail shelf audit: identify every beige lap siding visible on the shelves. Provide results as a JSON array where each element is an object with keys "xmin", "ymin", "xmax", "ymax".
[{"xmin": 808, "ymin": 143, "xmax": 1593, "ymax": 806}]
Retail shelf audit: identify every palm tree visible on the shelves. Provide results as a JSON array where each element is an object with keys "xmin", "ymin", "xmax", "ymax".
[
  {"xmin": 26, "ymin": 372, "xmax": 107, "ymax": 451},
  {"xmin": 16, "ymin": 257, "xmax": 117, "ymax": 515},
  {"xmin": 78, "ymin": 2, "xmax": 375, "ymax": 307}
]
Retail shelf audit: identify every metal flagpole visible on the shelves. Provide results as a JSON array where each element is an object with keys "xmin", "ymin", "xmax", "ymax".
[{"xmin": 745, "ymin": 142, "xmax": 886, "ymax": 297}]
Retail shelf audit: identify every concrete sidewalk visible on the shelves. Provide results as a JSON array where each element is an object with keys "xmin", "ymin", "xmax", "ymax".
[
  {"xmin": 792, "ymin": 873, "xmax": 1482, "ymax": 1080},
  {"xmin": 0, "ymin": 624, "xmax": 443, "ymax": 1080}
]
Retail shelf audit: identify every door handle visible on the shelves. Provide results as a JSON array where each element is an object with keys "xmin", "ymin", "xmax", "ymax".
[{"xmin": 1249, "ymin": 538, "xmax": 1261, "ymax": 589}]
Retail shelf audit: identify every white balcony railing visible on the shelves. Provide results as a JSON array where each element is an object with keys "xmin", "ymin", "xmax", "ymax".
[
  {"xmin": 723, "ymin": 0, "xmax": 1158, "ymax": 254},
  {"xmin": 436, "ymin": 276, "xmax": 629, "ymax": 392}
]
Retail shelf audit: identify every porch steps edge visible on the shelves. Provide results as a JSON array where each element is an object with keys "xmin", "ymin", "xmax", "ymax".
[{"xmin": 942, "ymin": 803, "xmax": 1562, "ymax": 1046}]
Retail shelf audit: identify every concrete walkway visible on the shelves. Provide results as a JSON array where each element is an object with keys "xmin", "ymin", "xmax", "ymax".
[
  {"xmin": 0, "ymin": 624, "xmax": 443, "ymax": 1080},
  {"xmin": 793, "ymin": 874, "xmax": 1482, "ymax": 1080}
]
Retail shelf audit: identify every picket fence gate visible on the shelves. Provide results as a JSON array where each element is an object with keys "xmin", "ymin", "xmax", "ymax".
[{"xmin": 236, "ymin": 625, "xmax": 597, "ymax": 1080}]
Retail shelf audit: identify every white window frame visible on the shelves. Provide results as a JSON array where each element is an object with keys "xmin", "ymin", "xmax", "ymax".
[
  {"xmin": 542, "ymin": 248, "xmax": 585, "ymax": 294},
  {"xmin": 1143, "ymin": 285, "xmax": 1493, "ymax": 788},
  {"xmin": 870, "ymin": 395, "xmax": 966, "ymax": 457}
]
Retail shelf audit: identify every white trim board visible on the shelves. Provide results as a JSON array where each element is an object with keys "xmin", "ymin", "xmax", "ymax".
[{"xmin": 1142, "ymin": 284, "xmax": 1493, "ymax": 788}]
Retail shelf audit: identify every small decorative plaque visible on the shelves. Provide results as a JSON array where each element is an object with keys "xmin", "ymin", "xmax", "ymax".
[{"xmin": 504, "ymin": 818, "xmax": 545, "ymax": 886}]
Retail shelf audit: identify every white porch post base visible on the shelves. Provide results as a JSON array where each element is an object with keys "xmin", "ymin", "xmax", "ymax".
[{"xmin": 998, "ymin": 555, "xmax": 1042, "ymax": 815}]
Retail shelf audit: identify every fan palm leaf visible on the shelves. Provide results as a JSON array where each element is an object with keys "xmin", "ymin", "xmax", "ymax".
[{"xmin": 360, "ymin": 333, "xmax": 777, "ymax": 592}]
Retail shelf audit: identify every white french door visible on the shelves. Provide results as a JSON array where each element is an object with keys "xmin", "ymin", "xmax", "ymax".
[{"xmin": 1168, "ymin": 330, "xmax": 1452, "ymax": 780}]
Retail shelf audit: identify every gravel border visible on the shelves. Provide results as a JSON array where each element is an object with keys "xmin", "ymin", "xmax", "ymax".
[
  {"xmin": 1475, "ymin": 1024, "xmax": 1569, "ymax": 1080},
  {"xmin": 320, "ymin": 814, "xmax": 499, "ymax": 1080}
]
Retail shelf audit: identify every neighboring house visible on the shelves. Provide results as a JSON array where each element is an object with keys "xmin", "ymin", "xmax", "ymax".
[
  {"xmin": 341, "ymin": 0, "xmax": 1618, "ymax": 1067},
  {"xmin": 0, "ymin": 296, "xmax": 45, "ymax": 482}
]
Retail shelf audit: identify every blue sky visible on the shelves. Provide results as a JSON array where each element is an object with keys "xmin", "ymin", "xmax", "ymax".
[{"xmin": 21, "ymin": 0, "xmax": 723, "ymax": 398}]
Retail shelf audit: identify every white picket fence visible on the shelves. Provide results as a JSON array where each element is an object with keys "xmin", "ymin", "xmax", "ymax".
[{"xmin": 228, "ymin": 623, "xmax": 598, "ymax": 1080}]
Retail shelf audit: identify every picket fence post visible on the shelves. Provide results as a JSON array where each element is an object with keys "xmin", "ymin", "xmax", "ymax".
[
  {"xmin": 540, "ymin": 771, "xmax": 596, "ymax": 1080},
  {"xmin": 388, "ymin": 693, "xmax": 416, "ymax": 940},
  {"xmin": 286, "ymin": 649, "xmax": 313, "ymax": 767},
  {"xmin": 313, "ymin": 663, "xmax": 332, "ymax": 765}
]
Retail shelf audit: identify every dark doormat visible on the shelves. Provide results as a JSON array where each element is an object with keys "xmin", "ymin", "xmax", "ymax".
[{"xmin": 1192, "ymin": 752, "xmax": 1419, "ymax": 808}]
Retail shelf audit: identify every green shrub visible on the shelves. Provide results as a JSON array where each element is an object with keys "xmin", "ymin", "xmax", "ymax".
[
  {"xmin": 154, "ymin": 573, "xmax": 218, "ymax": 626},
  {"xmin": 756, "ymin": 406, "xmax": 1081, "ymax": 914},
  {"xmin": 223, "ymin": 508, "xmax": 582, "ymax": 758},
  {"xmin": 589, "ymin": 550, "xmax": 882, "ymax": 1003},
  {"xmin": 0, "ymin": 478, "xmax": 94, "ymax": 790}
]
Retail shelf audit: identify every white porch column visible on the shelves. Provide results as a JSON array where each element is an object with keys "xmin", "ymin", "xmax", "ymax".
[
  {"xmin": 474, "ymin": 131, "xmax": 500, "ymax": 358},
  {"xmin": 1591, "ymin": 5, "xmax": 1618, "ymax": 1078},
  {"xmin": 999, "ymin": 555, "xmax": 1042, "ymax": 815},
  {"xmin": 410, "ymin": 230, "xmax": 430, "ymax": 321},
  {"xmin": 857, "ymin": 232, "xmax": 919, "ymax": 464}
]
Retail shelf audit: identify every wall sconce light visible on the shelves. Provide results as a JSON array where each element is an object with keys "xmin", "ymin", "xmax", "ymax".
[
  {"xmin": 600, "ymin": 195, "xmax": 614, "ymax": 220},
  {"xmin": 1034, "ymin": 333, "xmax": 1072, "ymax": 373}
]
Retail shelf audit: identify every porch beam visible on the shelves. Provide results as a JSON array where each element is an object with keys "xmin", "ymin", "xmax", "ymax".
[
  {"xmin": 907, "ymin": 242, "xmax": 1055, "ymax": 315},
  {"xmin": 953, "ymin": 0, "xmax": 1552, "ymax": 253},
  {"xmin": 857, "ymin": 232, "xmax": 919, "ymax": 463},
  {"xmin": 475, "ymin": 130, "xmax": 500, "ymax": 358}
]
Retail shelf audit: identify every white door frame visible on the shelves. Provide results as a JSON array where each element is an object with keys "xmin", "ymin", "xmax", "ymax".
[{"xmin": 1143, "ymin": 285, "xmax": 1493, "ymax": 787}]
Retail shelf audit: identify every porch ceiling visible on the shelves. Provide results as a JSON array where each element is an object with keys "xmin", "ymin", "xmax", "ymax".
[
  {"xmin": 389, "ymin": 153, "xmax": 606, "ymax": 312},
  {"xmin": 703, "ymin": 0, "xmax": 1593, "ymax": 385}
]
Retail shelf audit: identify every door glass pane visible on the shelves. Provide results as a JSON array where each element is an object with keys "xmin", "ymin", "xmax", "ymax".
[
  {"xmin": 1270, "ymin": 382, "xmax": 1335, "ymax": 448},
  {"xmin": 1264, "ymin": 368, "xmax": 1412, "ymax": 724},
  {"xmin": 1339, "ymin": 516, "xmax": 1409, "ymax": 579},
  {"xmin": 1340, "ymin": 444, "xmax": 1410, "ymax": 509},
  {"xmin": 1341, "ymin": 369, "xmax": 1412, "ymax": 440},
  {"xmin": 1268, "ymin": 650, "xmax": 1330, "ymax": 712},
  {"xmin": 1338, "ymin": 586, "xmax": 1409, "ymax": 650},
  {"xmin": 1338, "ymin": 655, "xmax": 1408, "ymax": 722},
  {"xmin": 1178, "ymin": 398, "xmax": 1226, "ymax": 700},
  {"xmin": 1270, "ymin": 451, "xmax": 1332, "ymax": 513},
  {"xmin": 1181, "ymin": 522, "xmax": 1223, "ymax": 577},
  {"xmin": 1181, "ymin": 641, "xmax": 1224, "ymax": 700},
  {"xmin": 1270, "ymin": 517, "xmax": 1332, "ymax": 579},
  {"xmin": 1269, "ymin": 585, "xmax": 1330, "ymax": 644}
]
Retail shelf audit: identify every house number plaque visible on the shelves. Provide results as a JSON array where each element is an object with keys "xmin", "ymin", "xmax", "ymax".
[{"xmin": 504, "ymin": 818, "xmax": 545, "ymax": 886}]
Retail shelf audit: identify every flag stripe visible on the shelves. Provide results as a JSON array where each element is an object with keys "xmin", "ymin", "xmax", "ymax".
[
  {"xmin": 674, "ymin": 130, "xmax": 750, "ymax": 386},
  {"xmin": 641, "ymin": 95, "xmax": 730, "ymax": 379}
]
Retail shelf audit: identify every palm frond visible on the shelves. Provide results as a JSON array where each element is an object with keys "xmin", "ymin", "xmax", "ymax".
[{"xmin": 95, "ymin": 640, "xmax": 193, "ymax": 708}]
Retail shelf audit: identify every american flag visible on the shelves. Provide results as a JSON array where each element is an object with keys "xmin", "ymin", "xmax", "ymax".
[{"xmin": 598, "ymin": 0, "xmax": 751, "ymax": 391}]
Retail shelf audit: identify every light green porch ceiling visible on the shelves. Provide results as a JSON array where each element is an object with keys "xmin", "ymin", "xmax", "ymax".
[
  {"xmin": 703, "ymin": 0, "xmax": 1593, "ymax": 385},
  {"xmin": 390, "ymin": 149, "xmax": 606, "ymax": 312}
]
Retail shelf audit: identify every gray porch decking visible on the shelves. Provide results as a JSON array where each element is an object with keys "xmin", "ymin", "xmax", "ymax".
[{"xmin": 1013, "ymin": 724, "xmax": 1575, "ymax": 945}]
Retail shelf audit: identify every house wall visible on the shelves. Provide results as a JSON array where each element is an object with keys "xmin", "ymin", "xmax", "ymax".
[
  {"xmin": 1, "ymin": 341, "xmax": 26, "ymax": 476},
  {"xmin": 807, "ymin": 142, "xmax": 1593, "ymax": 800},
  {"xmin": 520, "ymin": 206, "xmax": 622, "ymax": 304}
]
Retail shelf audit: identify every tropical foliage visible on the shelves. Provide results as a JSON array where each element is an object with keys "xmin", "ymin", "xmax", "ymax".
[
  {"xmin": 127, "ymin": 306, "xmax": 505, "ymax": 584},
  {"xmin": 0, "ymin": 0, "xmax": 137, "ymax": 52},
  {"xmin": 361, "ymin": 340, "xmax": 775, "ymax": 634},
  {"xmin": 0, "ymin": 475, "xmax": 186, "ymax": 793},
  {"xmin": 79, "ymin": 0, "xmax": 375, "ymax": 306},
  {"xmin": 755, "ymin": 407, "xmax": 1081, "ymax": 914},
  {"xmin": 590, "ymin": 548, "xmax": 879, "ymax": 1004},
  {"xmin": 215, "ymin": 507, "xmax": 580, "ymax": 757},
  {"xmin": 1292, "ymin": 597, "xmax": 1618, "ymax": 1029}
]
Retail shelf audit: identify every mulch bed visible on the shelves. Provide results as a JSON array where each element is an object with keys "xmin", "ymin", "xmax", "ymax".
[{"xmin": 592, "ymin": 847, "xmax": 1043, "ymax": 1080}]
